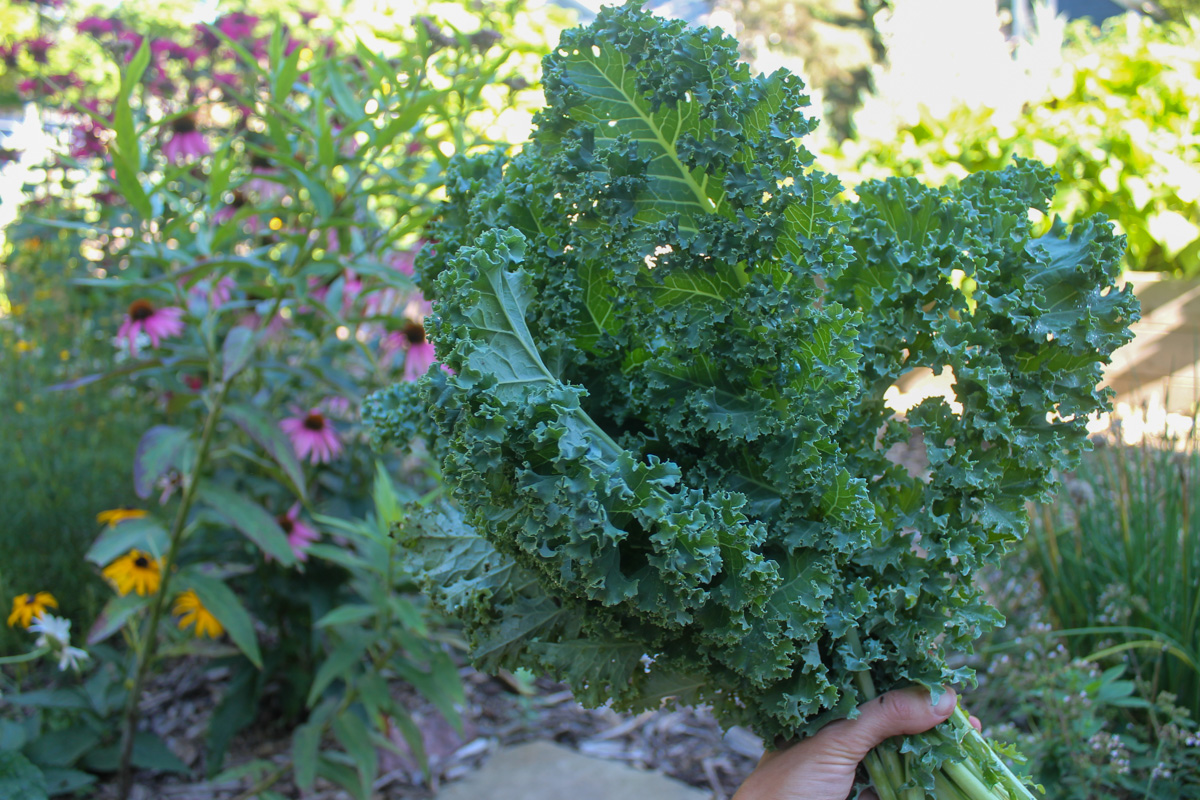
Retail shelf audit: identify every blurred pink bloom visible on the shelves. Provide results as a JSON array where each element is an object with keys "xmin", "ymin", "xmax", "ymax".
[
  {"xmin": 245, "ymin": 155, "xmax": 285, "ymax": 200},
  {"xmin": 277, "ymin": 503, "xmax": 319, "ymax": 561},
  {"xmin": 216, "ymin": 12, "xmax": 259, "ymax": 40},
  {"xmin": 381, "ymin": 294, "xmax": 435, "ymax": 381},
  {"xmin": 71, "ymin": 104, "xmax": 108, "ymax": 159},
  {"xmin": 388, "ymin": 247, "xmax": 418, "ymax": 277},
  {"xmin": 0, "ymin": 44, "xmax": 18, "ymax": 68},
  {"xmin": 117, "ymin": 299, "xmax": 185, "ymax": 356},
  {"xmin": 77, "ymin": 16, "xmax": 120, "ymax": 36},
  {"xmin": 117, "ymin": 31, "xmax": 145, "ymax": 62},
  {"xmin": 162, "ymin": 115, "xmax": 209, "ymax": 165},
  {"xmin": 281, "ymin": 410, "xmax": 343, "ymax": 464},
  {"xmin": 308, "ymin": 268, "xmax": 361, "ymax": 314},
  {"xmin": 214, "ymin": 192, "xmax": 255, "ymax": 226},
  {"xmin": 24, "ymin": 38, "xmax": 52, "ymax": 64},
  {"xmin": 321, "ymin": 396, "xmax": 354, "ymax": 419},
  {"xmin": 188, "ymin": 275, "xmax": 236, "ymax": 308}
]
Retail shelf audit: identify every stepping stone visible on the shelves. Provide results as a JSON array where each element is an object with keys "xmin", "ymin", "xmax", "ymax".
[{"xmin": 435, "ymin": 741, "xmax": 711, "ymax": 800}]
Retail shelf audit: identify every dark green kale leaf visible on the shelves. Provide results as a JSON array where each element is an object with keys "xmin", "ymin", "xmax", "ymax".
[{"xmin": 365, "ymin": 0, "xmax": 1138, "ymax": 759}]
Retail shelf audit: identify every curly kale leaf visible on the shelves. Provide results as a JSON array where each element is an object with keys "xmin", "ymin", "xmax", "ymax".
[{"xmin": 367, "ymin": 1, "xmax": 1139, "ymax": 747}]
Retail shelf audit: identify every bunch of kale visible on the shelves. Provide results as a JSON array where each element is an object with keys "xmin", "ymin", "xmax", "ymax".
[{"xmin": 366, "ymin": 1, "xmax": 1136, "ymax": 785}]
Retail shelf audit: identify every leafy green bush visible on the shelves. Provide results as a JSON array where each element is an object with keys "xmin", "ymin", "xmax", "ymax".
[
  {"xmin": 970, "ymin": 564, "xmax": 1200, "ymax": 799},
  {"xmin": 0, "ymin": 231, "xmax": 147, "ymax": 655},
  {"xmin": 825, "ymin": 13, "xmax": 1200, "ymax": 276},
  {"xmin": 1027, "ymin": 434, "xmax": 1200, "ymax": 722}
]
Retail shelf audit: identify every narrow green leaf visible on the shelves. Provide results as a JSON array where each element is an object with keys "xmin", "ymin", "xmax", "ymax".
[
  {"xmin": 112, "ymin": 41, "xmax": 152, "ymax": 219},
  {"xmin": 292, "ymin": 723, "xmax": 321, "ymax": 791},
  {"xmin": 224, "ymin": 404, "xmax": 307, "ymax": 501},
  {"xmin": 314, "ymin": 605, "xmax": 377, "ymax": 629},
  {"xmin": 39, "ymin": 767, "xmax": 96, "ymax": 795},
  {"xmin": 316, "ymin": 754, "xmax": 364, "ymax": 800},
  {"xmin": 221, "ymin": 326, "xmax": 257, "ymax": 383},
  {"xmin": 24, "ymin": 727, "xmax": 101, "ymax": 768},
  {"xmin": 0, "ymin": 751, "xmax": 48, "ymax": 800},
  {"xmin": 332, "ymin": 712, "xmax": 376, "ymax": 800},
  {"xmin": 133, "ymin": 425, "xmax": 191, "ymax": 499},
  {"xmin": 177, "ymin": 572, "xmax": 263, "ymax": 669},
  {"xmin": 272, "ymin": 44, "xmax": 303, "ymax": 104},
  {"xmin": 5, "ymin": 688, "xmax": 89, "ymax": 710},
  {"xmin": 197, "ymin": 483, "xmax": 296, "ymax": 565},
  {"xmin": 306, "ymin": 634, "xmax": 372, "ymax": 708},
  {"xmin": 86, "ymin": 516, "xmax": 169, "ymax": 566},
  {"xmin": 87, "ymin": 593, "xmax": 152, "ymax": 645},
  {"xmin": 325, "ymin": 66, "xmax": 362, "ymax": 124}
]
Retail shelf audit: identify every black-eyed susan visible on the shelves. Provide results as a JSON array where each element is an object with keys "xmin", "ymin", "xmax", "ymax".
[
  {"xmin": 102, "ymin": 550, "xmax": 162, "ymax": 596},
  {"xmin": 173, "ymin": 590, "xmax": 224, "ymax": 639},
  {"xmin": 7, "ymin": 592, "xmax": 58, "ymax": 628},
  {"xmin": 96, "ymin": 507, "xmax": 149, "ymax": 527}
]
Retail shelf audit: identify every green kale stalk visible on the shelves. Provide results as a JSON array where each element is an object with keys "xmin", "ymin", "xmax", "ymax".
[{"xmin": 366, "ymin": 4, "xmax": 1138, "ymax": 797}]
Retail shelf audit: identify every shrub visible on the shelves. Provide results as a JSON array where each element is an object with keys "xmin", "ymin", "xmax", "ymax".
[
  {"xmin": 1027, "ymin": 433, "xmax": 1200, "ymax": 721},
  {"xmin": 825, "ymin": 13, "xmax": 1200, "ymax": 276}
]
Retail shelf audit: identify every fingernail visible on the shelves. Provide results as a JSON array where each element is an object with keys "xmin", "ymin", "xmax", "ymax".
[{"xmin": 932, "ymin": 688, "xmax": 957, "ymax": 716}]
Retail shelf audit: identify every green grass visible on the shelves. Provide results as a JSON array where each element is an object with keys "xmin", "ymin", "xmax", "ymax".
[
  {"xmin": 1028, "ymin": 433, "xmax": 1200, "ymax": 718},
  {"xmin": 0, "ymin": 301, "xmax": 146, "ymax": 655}
]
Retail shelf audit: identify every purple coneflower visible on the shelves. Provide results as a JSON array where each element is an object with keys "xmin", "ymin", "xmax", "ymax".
[
  {"xmin": 117, "ymin": 299, "xmax": 185, "ymax": 356},
  {"xmin": 383, "ymin": 295, "xmax": 436, "ymax": 382},
  {"xmin": 216, "ymin": 12, "xmax": 259, "ymax": 41},
  {"xmin": 245, "ymin": 154, "xmax": 284, "ymax": 200},
  {"xmin": 277, "ymin": 503, "xmax": 319, "ymax": 561},
  {"xmin": 281, "ymin": 410, "xmax": 343, "ymax": 465},
  {"xmin": 187, "ymin": 275, "xmax": 236, "ymax": 309},
  {"xmin": 162, "ymin": 114, "xmax": 209, "ymax": 165},
  {"xmin": 24, "ymin": 38, "xmax": 52, "ymax": 64},
  {"xmin": 77, "ymin": 16, "xmax": 120, "ymax": 37},
  {"xmin": 214, "ymin": 191, "xmax": 249, "ymax": 225}
]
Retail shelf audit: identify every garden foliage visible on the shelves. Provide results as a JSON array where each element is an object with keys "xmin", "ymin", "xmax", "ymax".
[
  {"xmin": 827, "ymin": 13, "xmax": 1200, "ymax": 276},
  {"xmin": 1, "ymin": 0, "xmax": 565, "ymax": 795},
  {"xmin": 368, "ymin": 3, "xmax": 1138, "ymax": 796}
]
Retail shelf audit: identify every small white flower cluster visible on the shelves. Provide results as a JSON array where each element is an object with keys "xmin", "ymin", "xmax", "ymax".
[
  {"xmin": 29, "ymin": 614, "xmax": 90, "ymax": 672},
  {"xmin": 1096, "ymin": 582, "xmax": 1132, "ymax": 626},
  {"xmin": 1150, "ymin": 763, "xmax": 1173, "ymax": 781},
  {"xmin": 1088, "ymin": 731, "xmax": 1132, "ymax": 776}
]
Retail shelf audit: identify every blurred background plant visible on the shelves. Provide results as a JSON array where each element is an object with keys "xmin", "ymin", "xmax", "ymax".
[
  {"xmin": 0, "ymin": 0, "xmax": 568, "ymax": 795},
  {"xmin": 5, "ymin": 0, "xmax": 1200, "ymax": 797},
  {"xmin": 819, "ymin": 5, "xmax": 1200, "ymax": 276}
]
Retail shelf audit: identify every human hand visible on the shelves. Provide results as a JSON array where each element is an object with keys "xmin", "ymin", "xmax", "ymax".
[{"xmin": 731, "ymin": 687, "xmax": 983, "ymax": 800}]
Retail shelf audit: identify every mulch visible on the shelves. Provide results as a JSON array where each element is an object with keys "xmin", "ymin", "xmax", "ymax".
[{"xmin": 91, "ymin": 658, "xmax": 762, "ymax": 800}]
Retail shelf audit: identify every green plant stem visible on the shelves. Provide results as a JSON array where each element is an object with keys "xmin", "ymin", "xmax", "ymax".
[
  {"xmin": 849, "ymin": 634, "xmax": 1034, "ymax": 800},
  {"xmin": 0, "ymin": 647, "xmax": 50, "ymax": 665},
  {"xmin": 115, "ymin": 380, "xmax": 231, "ymax": 800}
]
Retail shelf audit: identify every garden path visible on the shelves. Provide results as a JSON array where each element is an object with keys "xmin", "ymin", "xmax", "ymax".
[{"xmin": 433, "ymin": 741, "xmax": 709, "ymax": 800}]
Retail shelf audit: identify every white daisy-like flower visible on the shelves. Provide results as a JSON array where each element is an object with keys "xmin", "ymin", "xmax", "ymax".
[
  {"xmin": 29, "ymin": 613, "xmax": 72, "ymax": 648},
  {"xmin": 57, "ymin": 646, "xmax": 90, "ymax": 672}
]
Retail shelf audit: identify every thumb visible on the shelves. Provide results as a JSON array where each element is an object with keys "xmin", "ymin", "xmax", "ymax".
[{"xmin": 817, "ymin": 687, "xmax": 957, "ymax": 763}]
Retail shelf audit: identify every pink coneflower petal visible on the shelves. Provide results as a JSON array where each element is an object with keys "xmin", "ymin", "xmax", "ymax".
[
  {"xmin": 404, "ymin": 340, "xmax": 437, "ymax": 382},
  {"xmin": 281, "ymin": 410, "xmax": 343, "ymax": 465},
  {"xmin": 163, "ymin": 116, "xmax": 209, "ymax": 165},
  {"xmin": 118, "ymin": 299, "xmax": 185, "ymax": 356},
  {"xmin": 276, "ymin": 502, "xmax": 319, "ymax": 562}
]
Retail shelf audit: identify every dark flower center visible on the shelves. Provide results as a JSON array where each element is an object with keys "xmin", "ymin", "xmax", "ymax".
[
  {"xmin": 172, "ymin": 114, "xmax": 197, "ymax": 134},
  {"xmin": 134, "ymin": 556, "xmax": 149, "ymax": 568},
  {"xmin": 277, "ymin": 515, "xmax": 294, "ymax": 534},
  {"xmin": 128, "ymin": 299, "xmax": 155, "ymax": 321},
  {"xmin": 303, "ymin": 412, "xmax": 326, "ymax": 431},
  {"xmin": 24, "ymin": 595, "xmax": 36, "ymax": 605},
  {"xmin": 403, "ymin": 320, "xmax": 426, "ymax": 346}
]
